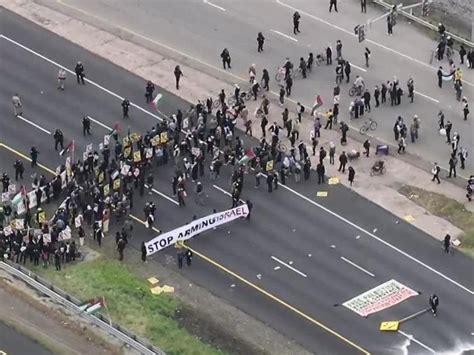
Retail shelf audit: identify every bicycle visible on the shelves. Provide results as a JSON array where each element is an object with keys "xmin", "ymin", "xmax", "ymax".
[
  {"xmin": 277, "ymin": 141, "xmax": 287, "ymax": 153},
  {"xmin": 359, "ymin": 118, "xmax": 377, "ymax": 135},
  {"xmin": 227, "ymin": 90, "xmax": 252, "ymax": 106},
  {"xmin": 349, "ymin": 82, "xmax": 365, "ymax": 97}
]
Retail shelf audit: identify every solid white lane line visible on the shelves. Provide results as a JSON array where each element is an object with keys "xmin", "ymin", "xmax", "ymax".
[
  {"xmin": 203, "ymin": 0, "xmax": 226, "ymax": 11},
  {"xmin": 398, "ymin": 331, "xmax": 436, "ymax": 353},
  {"xmin": 275, "ymin": 0, "xmax": 474, "ymax": 88},
  {"xmin": 351, "ymin": 63, "xmax": 367, "ymax": 73},
  {"xmin": 213, "ymin": 184, "xmax": 231, "ymax": 196},
  {"xmin": 86, "ymin": 115, "xmax": 113, "ymax": 130},
  {"xmin": 277, "ymin": 183, "xmax": 474, "ymax": 295},
  {"xmin": 4, "ymin": 31, "xmax": 472, "ymax": 296},
  {"xmin": 414, "ymin": 91, "xmax": 440, "ymax": 103},
  {"xmin": 271, "ymin": 256, "xmax": 307, "ymax": 278},
  {"xmin": 271, "ymin": 30, "xmax": 298, "ymax": 42},
  {"xmin": 0, "ymin": 34, "xmax": 164, "ymax": 122},
  {"xmin": 340, "ymin": 257, "xmax": 375, "ymax": 277},
  {"xmin": 144, "ymin": 184, "xmax": 179, "ymax": 205},
  {"xmin": 16, "ymin": 115, "xmax": 52, "ymax": 135}
]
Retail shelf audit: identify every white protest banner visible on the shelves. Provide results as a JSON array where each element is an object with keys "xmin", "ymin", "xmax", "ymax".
[
  {"xmin": 145, "ymin": 204, "xmax": 249, "ymax": 255},
  {"xmin": 343, "ymin": 279, "xmax": 418, "ymax": 317},
  {"xmin": 8, "ymin": 184, "xmax": 16, "ymax": 194},
  {"xmin": 27, "ymin": 190, "xmax": 37, "ymax": 209},
  {"xmin": 60, "ymin": 170, "xmax": 67, "ymax": 189},
  {"xmin": 86, "ymin": 143, "xmax": 93, "ymax": 153},
  {"xmin": 16, "ymin": 200, "xmax": 26, "ymax": 215},
  {"xmin": 59, "ymin": 226, "xmax": 72, "ymax": 241},
  {"xmin": 1, "ymin": 192, "xmax": 9, "ymax": 202},
  {"xmin": 104, "ymin": 134, "xmax": 110, "ymax": 147},
  {"xmin": 3, "ymin": 225, "xmax": 13, "ymax": 236}
]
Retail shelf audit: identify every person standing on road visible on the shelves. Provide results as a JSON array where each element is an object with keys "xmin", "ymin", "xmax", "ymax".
[
  {"xmin": 221, "ymin": 48, "xmax": 231, "ymax": 69},
  {"xmin": 174, "ymin": 65, "xmax": 183, "ymax": 90},
  {"xmin": 285, "ymin": 76, "xmax": 293, "ymax": 96},
  {"xmin": 141, "ymin": 241, "xmax": 147, "ymax": 263},
  {"xmin": 82, "ymin": 115, "xmax": 91, "ymax": 136},
  {"xmin": 316, "ymin": 162, "xmax": 325, "ymax": 184},
  {"xmin": 293, "ymin": 12, "xmax": 301, "ymax": 35},
  {"xmin": 12, "ymin": 93, "xmax": 23, "ymax": 116},
  {"xmin": 363, "ymin": 139, "xmax": 370, "ymax": 157},
  {"xmin": 429, "ymin": 294, "xmax": 439, "ymax": 316},
  {"xmin": 338, "ymin": 151, "xmax": 347, "ymax": 172},
  {"xmin": 462, "ymin": 97, "xmax": 469, "ymax": 121},
  {"xmin": 279, "ymin": 86, "xmax": 285, "ymax": 106},
  {"xmin": 374, "ymin": 85, "xmax": 380, "ymax": 107},
  {"xmin": 261, "ymin": 69, "xmax": 270, "ymax": 91},
  {"xmin": 122, "ymin": 99, "xmax": 130, "ymax": 118},
  {"xmin": 407, "ymin": 76, "xmax": 415, "ymax": 103},
  {"xmin": 447, "ymin": 153, "xmax": 457, "ymax": 178},
  {"xmin": 361, "ymin": 0, "xmax": 367, "ymax": 13},
  {"xmin": 437, "ymin": 66, "xmax": 443, "ymax": 88},
  {"xmin": 445, "ymin": 120, "xmax": 453, "ymax": 143},
  {"xmin": 257, "ymin": 32, "xmax": 265, "ymax": 52},
  {"xmin": 329, "ymin": 0, "xmax": 338, "ymax": 12},
  {"xmin": 145, "ymin": 81, "xmax": 155, "ymax": 103},
  {"xmin": 387, "ymin": 14, "xmax": 393, "ymax": 35},
  {"xmin": 344, "ymin": 60, "xmax": 351, "ymax": 83},
  {"xmin": 443, "ymin": 234, "xmax": 451, "ymax": 254},
  {"xmin": 117, "ymin": 237, "xmax": 126, "ymax": 261},
  {"xmin": 53, "ymin": 129, "xmax": 64, "ymax": 151},
  {"xmin": 57, "ymin": 68, "xmax": 67, "ymax": 90},
  {"xmin": 363, "ymin": 89, "xmax": 371, "ymax": 112},
  {"xmin": 30, "ymin": 146, "xmax": 39, "ymax": 167},
  {"xmin": 326, "ymin": 45, "xmax": 333, "ymax": 65},
  {"xmin": 364, "ymin": 47, "xmax": 371, "ymax": 67},
  {"xmin": 75, "ymin": 61, "xmax": 85, "ymax": 84},
  {"xmin": 431, "ymin": 163, "xmax": 441, "ymax": 184},
  {"xmin": 397, "ymin": 137, "xmax": 406, "ymax": 154},
  {"xmin": 348, "ymin": 166, "xmax": 355, "ymax": 186}
]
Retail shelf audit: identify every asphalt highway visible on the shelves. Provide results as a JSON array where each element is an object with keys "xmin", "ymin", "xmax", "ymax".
[
  {"xmin": 0, "ymin": 321, "xmax": 52, "ymax": 355},
  {"xmin": 56, "ymin": 0, "xmax": 473, "ymax": 176},
  {"xmin": 1, "ymin": 9, "xmax": 473, "ymax": 355}
]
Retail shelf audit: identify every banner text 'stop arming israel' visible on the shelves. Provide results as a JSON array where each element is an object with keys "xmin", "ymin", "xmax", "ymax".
[{"xmin": 145, "ymin": 204, "xmax": 249, "ymax": 255}]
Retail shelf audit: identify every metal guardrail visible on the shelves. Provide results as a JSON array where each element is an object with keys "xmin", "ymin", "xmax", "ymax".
[
  {"xmin": 0, "ymin": 260, "xmax": 164, "ymax": 355},
  {"xmin": 373, "ymin": 0, "xmax": 474, "ymax": 48}
]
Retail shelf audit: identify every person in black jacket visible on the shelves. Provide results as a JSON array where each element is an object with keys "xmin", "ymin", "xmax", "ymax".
[{"xmin": 75, "ymin": 61, "xmax": 85, "ymax": 84}]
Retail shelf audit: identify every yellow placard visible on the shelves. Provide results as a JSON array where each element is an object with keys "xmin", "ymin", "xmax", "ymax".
[
  {"xmin": 38, "ymin": 211, "xmax": 46, "ymax": 224},
  {"xmin": 97, "ymin": 171, "xmax": 105, "ymax": 184},
  {"xmin": 150, "ymin": 286, "xmax": 163, "ymax": 295},
  {"xmin": 133, "ymin": 151, "xmax": 141, "ymax": 162},
  {"xmin": 379, "ymin": 321, "xmax": 400, "ymax": 332},
  {"xmin": 151, "ymin": 135, "xmax": 161, "ymax": 146},
  {"xmin": 113, "ymin": 179, "xmax": 121, "ymax": 190},
  {"xmin": 147, "ymin": 277, "xmax": 159, "ymax": 285},
  {"xmin": 328, "ymin": 177, "xmax": 340, "ymax": 185},
  {"xmin": 161, "ymin": 285, "xmax": 174, "ymax": 293},
  {"xmin": 266, "ymin": 160, "xmax": 274, "ymax": 171},
  {"xmin": 103, "ymin": 184, "xmax": 110, "ymax": 196},
  {"xmin": 129, "ymin": 132, "xmax": 140, "ymax": 143},
  {"xmin": 316, "ymin": 191, "xmax": 328, "ymax": 197},
  {"xmin": 160, "ymin": 131, "xmax": 168, "ymax": 144},
  {"xmin": 403, "ymin": 215, "xmax": 415, "ymax": 223}
]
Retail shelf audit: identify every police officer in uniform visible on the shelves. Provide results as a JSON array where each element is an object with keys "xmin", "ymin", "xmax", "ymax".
[{"xmin": 13, "ymin": 160, "xmax": 24, "ymax": 181}]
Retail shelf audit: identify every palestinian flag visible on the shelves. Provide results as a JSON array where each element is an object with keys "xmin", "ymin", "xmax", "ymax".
[
  {"xmin": 238, "ymin": 149, "xmax": 256, "ymax": 166},
  {"xmin": 59, "ymin": 140, "xmax": 75, "ymax": 156},
  {"xmin": 11, "ymin": 185, "xmax": 27, "ymax": 205},
  {"xmin": 79, "ymin": 297, "xmax": 105, "ymax": 314},
  {"xmin": 151, "ymin": 93, "xmax": 163, "ymax": 111},
  {"xmin": 108, "ymin": 123, "xmax": 121, "ymax": 138}
]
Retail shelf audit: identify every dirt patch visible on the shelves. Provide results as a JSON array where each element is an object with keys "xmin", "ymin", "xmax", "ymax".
[
  {"xmin": 174, "ymin": 305, "xmax": 267, "ymax": 355},
  {"xmin": 398, "ymin": 185, "xmax": 474, "ymax": 257}
]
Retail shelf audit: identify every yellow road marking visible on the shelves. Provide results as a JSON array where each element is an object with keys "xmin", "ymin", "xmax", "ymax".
[
  {"xmin": 0, "ymin": 142, "xmax": 369, "ymax": 354},
  {"xmin": 187, "ymin": 246, "xmax": 370, "ymax": 354}
]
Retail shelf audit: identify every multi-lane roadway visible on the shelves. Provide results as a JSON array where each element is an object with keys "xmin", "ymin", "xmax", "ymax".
[
  {"xmin": 48, "ymin": 0, "xmax": 473, "ymax": 176},
  {"xmin": 1, "ymin": 8, "xmax": 473, "ymax": 355}
]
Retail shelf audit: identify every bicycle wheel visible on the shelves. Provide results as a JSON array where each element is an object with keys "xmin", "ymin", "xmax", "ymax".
[
  {"xmin": 275, "ymin": 72, "xmax": 283, "ymax": 82},
  {"xmin": 245, "ymin": 91, "xmax": 252, "ymax": 101},
  {"xmin": 369, "ymin": 120, "xmax": 378, "ymax": 131},
  {"xmin": 278, "ymin": 143, "xmax": 287, "ymax": 153},
  {"xmin": 227, "ymin": 97, "xmax": 235, "ymax": 106},
  {"xmin": 349, "ymin": 87, "xmax": 356, "ymax": 97},
  {"xmin": 212, "ymin": 100, "xmax": 221, "ymax": 109},
  {"xmin": 359, "ymin": 125, "xmax": 368, "ymax": 135}
]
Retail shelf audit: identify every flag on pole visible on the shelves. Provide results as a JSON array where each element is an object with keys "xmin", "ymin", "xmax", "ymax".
[
  {"xmin": 59, "ymin": 141, "xmax": 75, "ymax": 156},
  {"xmin": 151, "ymin": 93, "xmax": 163, "ymax": 111},
  {"xmin": 79, "ymin": 297, "xmax": 105, "ymax": 314},
  {"xmin": 108, "ymin": 123, "xmax": 121, "ymax": 138}
]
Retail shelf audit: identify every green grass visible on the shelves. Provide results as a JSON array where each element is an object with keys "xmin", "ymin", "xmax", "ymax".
[
  {"xmin": 37, "ymin": 258, "xmax": 224, "ymax": 355},
  {"xmin": 399, "ymin": 185, "xmax": 474, "ymax": 257}
]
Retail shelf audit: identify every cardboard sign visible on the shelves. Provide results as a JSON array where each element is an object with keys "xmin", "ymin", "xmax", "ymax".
[
  {"xmin": 8, "ymin": 184, "xmax": 16, "ymax": 194},
  {"xmin": 16, "ymin": 201, "xmax": 26, "ymax": 215},
  {"xmin": 133, "ymin": 151, "xmax": 142, "ymax": 163},
  {"xmin": 1, "ymin": 192, "xmax": 9, "ymax": 202},
  {"xmin": 160, "ymin": 131, "xmax": 168, "ymax": 143},
  {"xmin": 103, "ymin": 184, "xmax": 110, "ymax": 196},
  {"xmin": 74, "ymin": 215, "xmax": 83, "ymax": 228},
  {"xmin": 59, "ymin": 226, "xmax": 72, "ymax": 241},
  {"xmin": 43, "ymin": 233, "xmax": 51, "ymax": 243},
  {"xmin": 97, "ymin": 171, "xmax": 105, "ymax": 184},
  {"xmin": 27, "ymin": 190, "xmax": 37, "ymax": 209},
  {"xmin": 3, "ymin": 225, "xmax": 13, "ymax": 236},
  {"xmin": 145, "ymin": 148, "xmax": 153, "ymax": 159},
  {"xmin": 38, "ymin": 211, "xmax": 46, "ymax": 224},
  {"xmin": 60, "ymin": 171, "xmax": 67, "ymax": 189},
  {"xmin": 191, "ymin": 147, "xmax": 201, "ymax": 156},
  {"xmin": 151, "ymin": 135, "xmax": 161, "ymax": 146},
  {"xmin": 104, "ymin": 134, "xmax": 110, "ymax": 146},
  {"xmin": 123, "ymin": 146, "xmax": 132, "ymax": 159},
  {"xmin": 266, "ymin": 160, "xmax": 274, "ymax": 171},
  {"xmin": 86, "ymin": 143, "xmax": 93, "ymax": 153},
  {"xmin": 113, "ymin": 179, "xmax": 121, "ymax": 190},
  {"xmin": 121, "ymin": 164, "xmax": 130, "ymax": 176},
  {"xmin": 83, "ymin": 151, "xmax": 88, "ymax": 161}
]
